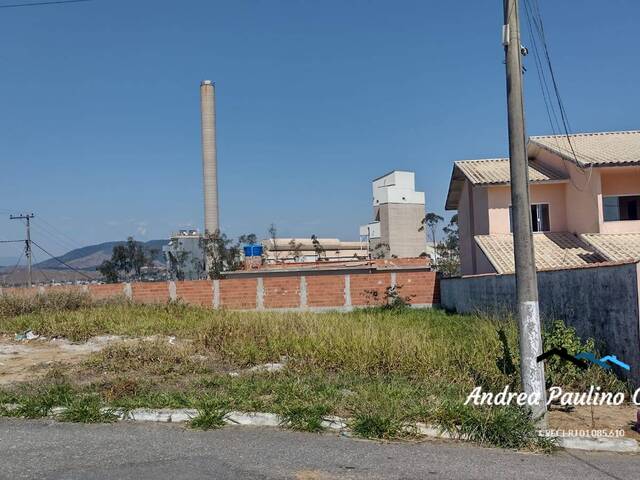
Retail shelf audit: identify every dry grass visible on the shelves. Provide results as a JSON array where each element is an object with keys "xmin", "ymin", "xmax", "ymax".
[
  {"xmin": 0, "ymin": 291, "xmax": 620, "ymax": 450},
  {"xmin": 0, "ymin": 295, "xmax": 516, "ymax": 392}
]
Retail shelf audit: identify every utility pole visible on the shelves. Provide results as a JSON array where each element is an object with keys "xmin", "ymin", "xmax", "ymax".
[
  {"xmin": 502, "ymin": 0, "xmax": 547, "ymax": 422},
  {"xmin": 10, "ymin": 213, "xmax": 35, "ymax": 288}
]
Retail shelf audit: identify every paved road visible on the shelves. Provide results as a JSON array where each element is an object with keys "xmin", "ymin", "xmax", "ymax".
[{"xmin": 0, "ymin": 419, "xmax": 638, "ymax": 480}]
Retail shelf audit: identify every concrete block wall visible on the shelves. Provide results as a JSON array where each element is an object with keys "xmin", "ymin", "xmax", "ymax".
[
  {"xmin": 0, "ymin": 270, "xmax": 439, "ymax": 312},
  {"xmin": 440, "ymin": 262, "xmax": 640, "ymax": 387}
]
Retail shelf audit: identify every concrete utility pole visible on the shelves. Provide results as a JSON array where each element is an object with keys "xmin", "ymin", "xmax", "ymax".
[
  {"xmin": 502, "ymin": 0, "xmax": 547, "ymax": 422},
  {"xmin": 10, "ymin": 213, "xmax": 35, "ymax": 288}
]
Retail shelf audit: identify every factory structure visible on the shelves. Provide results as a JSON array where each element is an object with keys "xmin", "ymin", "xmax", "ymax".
[
  {"xmin": 360, "ymin": 170, "xmax": 427, "ymax": 259},
  {"xmin": 165, "ymin": 81, "xmax": 431, "ymax": 279},
  {"xmin": 164, "ymin": 80, "xmax": 219, "ymax": 280}
]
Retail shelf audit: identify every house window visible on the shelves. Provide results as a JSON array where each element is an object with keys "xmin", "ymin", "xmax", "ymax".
[
  {"xmin": 603, "ymin": 195, "xmax": 640, "ymax": 221},
  {"xmin": 509, "ymin": 204, "xmax": 550, "ymax": 232}
]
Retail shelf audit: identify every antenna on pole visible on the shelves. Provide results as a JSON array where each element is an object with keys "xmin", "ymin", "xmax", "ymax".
[{"xmin": 9, "ymin": 213, "xmax": 35, "ymax": 288}]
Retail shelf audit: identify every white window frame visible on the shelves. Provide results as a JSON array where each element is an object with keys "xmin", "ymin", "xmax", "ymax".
[{"xmin": 509, "ymin": 203, "xmax": 551, "ymax": 233}]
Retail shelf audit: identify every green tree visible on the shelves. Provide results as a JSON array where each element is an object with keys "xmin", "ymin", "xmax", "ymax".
[
  {"xmin": 238, "ymin": 233, "xmax": 258, "ymax": 245},
  {"xmin": 268, "ymin": 224, "xmax": 279, "ymax": 262},
  {"xmin": 288, "ymin": 238, "xmax": 303, "ymax": 262},
  {"xmin": 420, "ymin": 212, "xmax": 444, "ymax": 264},
  {"xmin": 97, "ymin": 260, "xmax": 119, "ymax": 283},
  {"xmin": 370, "ymin": 242, "xmax": 390, "ymax": 259},
  {"xmin": 435, "ymin": 214, "xmax": 460, "ymax": 277},
  {"xmin": 96, "ymin": 237, "xmax": 152, "ymax": 283},
  {"xmin": 202, "ymin": 230, "xmax": 244, "ymax": 279},
  {"xmin": 311, "ymin": 235, "xmax": 326, "ymax": 261}
]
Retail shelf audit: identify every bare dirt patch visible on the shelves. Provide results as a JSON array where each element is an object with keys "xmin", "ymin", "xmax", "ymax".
[
  {"xmin": 548, "ymin": 404, "xmax": 640, "ymax": 440},
  {"xmin": 0, "ymin": 334, "xmax": 124, "ymax": 384}
]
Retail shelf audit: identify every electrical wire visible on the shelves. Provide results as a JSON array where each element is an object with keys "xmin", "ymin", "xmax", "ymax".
[
  {"xmin": 0, "ymin": 0, "xmax": 92, "ymax": 9},
  {"xmin": 522, "ymin": 0, "xmax": 594, "ymax": 192},
  {"xmin": 31, "ymin": 251, "xmax": 52, "ymax": 284},
  {"xmin": 35, "ymin": 216, "xmax": 83, "ymax": 250},
  {"xmin": 31, "ymin": 240, "xmax": 93, "ymax": 280},
  {"xmin": 31, "ymin": 222, "xmax": 78, "ymax": 254},
  {"xmin": 1, "ymin": 250, "xmax": 25, "ymax": 286}
]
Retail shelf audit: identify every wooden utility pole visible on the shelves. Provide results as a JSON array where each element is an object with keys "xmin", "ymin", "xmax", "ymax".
[
  {"xmin": 502, "ymin": 0, "xmax": 547, "ymax": 421},
  {"xmin": 10, "ymin": 213, "xmax": 35, "ymax": 288}
]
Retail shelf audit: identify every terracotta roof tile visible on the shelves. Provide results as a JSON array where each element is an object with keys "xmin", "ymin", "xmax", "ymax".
[
  {"xmin": 580, "ymin": 233, "xmax": 640, "ymax": 262},
  {"xmin": 453, "ymin": 158, "xmax": 567, "ymax": 186},
  {"xmin": 475, "ymin": 232, "xmax": 605, "ymax": 274},
  {"xmin": 530, "ymin": 130, "xmax": 640, "ymax": 167}
]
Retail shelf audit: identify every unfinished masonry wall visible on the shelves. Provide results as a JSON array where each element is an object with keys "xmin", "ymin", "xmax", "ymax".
[
  {"xmin": 440, "ymin": 263, "xmax": 640, "ymax": 387},
  {"xmin": 0, "ymin": 269, "xmax": 439, "ymax": 312}
]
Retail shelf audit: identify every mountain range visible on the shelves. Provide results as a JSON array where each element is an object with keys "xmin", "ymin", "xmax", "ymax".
[{"xmin": 33, "ymin": 239, "xmax": 168, "ymax": 271}]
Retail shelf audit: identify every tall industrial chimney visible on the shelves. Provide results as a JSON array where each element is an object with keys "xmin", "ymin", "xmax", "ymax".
[{"xmin": 200, "ymin": 80, "xmax": 219, "ymax": 234}]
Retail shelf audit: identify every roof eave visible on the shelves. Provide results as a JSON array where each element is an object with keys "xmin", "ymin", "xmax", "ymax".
[
  {"xmin": 528, "ymin": 138, "xmax": 592, "ymax": 168},
  {"xmin": 444, "ymin": 165, "xmax": 466, "ymax": 210}
]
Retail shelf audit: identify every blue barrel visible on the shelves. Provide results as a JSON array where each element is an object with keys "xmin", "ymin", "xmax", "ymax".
[{"xmin": 243, "ymin": 245, "xmax": 263, "ymax": 257}]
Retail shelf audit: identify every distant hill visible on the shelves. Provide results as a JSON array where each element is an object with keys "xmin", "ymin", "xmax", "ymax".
[
  {"xmin": 35, "ymin": 239, "xmax": 168, "ymax": 271},
  {"xmin": 0, "ymin": 256, "xmax": 19, "ymax": 268}
]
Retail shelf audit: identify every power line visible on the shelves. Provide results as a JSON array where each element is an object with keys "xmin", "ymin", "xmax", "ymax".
[
  {"xmin": 31, "ymin": 240, "xmax": 93, "ymax": 280},
  {"xmin": 31, "ymin": 222, "xmax": 78, "ymax": 254},
  {"xmin": 0, "ymin": 0, "xmax": 92, "ymax": 9},
  {"xmin": 1, "ymin": 250, "xmax": 25, "ymax": 286},
  {"xmin": 35, "ymin": 216, "xmax": 83, "ymax": 249},
  {"xmin": 522, "ymin": 0, "xmax": 594, "ymax": 191}
]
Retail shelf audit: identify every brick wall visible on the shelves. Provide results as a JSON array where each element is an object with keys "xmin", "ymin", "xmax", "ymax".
[
  {"xmin": 350, "ymin": 272, "xmax": 392, "ymax": 306},
  {"xmin": 88, "ymin": 284, "xmax": 124, "ymax": 299},
  {"xmin": 132, "ymin": 282, "xmax": 169, "ymax": 303},
  {"xmin": 397, "ymin": 271, "xmax": 440, "ymax": 305},
  {"xmin": 219, "ymin": 278, "xmax": 258, "ymax": 309},
  {"xmin": 175, "ymin": 280, "xmax": 212, "ymax": 306},
  {"xmin": 306, "ymin": 275, "xmax": 345, "ymax": 308},
  {"xmin": 263, "ymin": 277, "xmax": 300, "ymax": 309},
  {"xmin": 1, "ymin": 270, "xmax": 439, "ymax": 311}
]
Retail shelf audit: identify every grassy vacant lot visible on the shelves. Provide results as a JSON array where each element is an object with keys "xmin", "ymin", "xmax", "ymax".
[{"xmin": 0, "ymin": 292, "xmax": 624, "ymax": 450}]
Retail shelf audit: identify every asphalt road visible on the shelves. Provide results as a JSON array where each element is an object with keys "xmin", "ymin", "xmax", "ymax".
[{"xmin": 0, "ymin": 419, "xmax": 638, "ymax": 480}]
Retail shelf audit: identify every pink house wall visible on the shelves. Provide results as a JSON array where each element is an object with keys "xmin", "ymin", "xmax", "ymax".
[
  {"xmin": 599, "ymin": 167, "xmax": 640, "ymax": 234},
  {"xmin": 458, "ymin": 181, "xmax": 493, "ymax": 275},
  {"xmin": 530, "ymin": 147, "xmax": 602, "ymax": 234},
  {"xmin": 486, "ymin": 183, "xmax": 568, "ymax": 234}
]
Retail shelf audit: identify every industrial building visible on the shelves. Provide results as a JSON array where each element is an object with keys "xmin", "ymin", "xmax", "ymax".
[
  {"xmin": 163, "ymin": 230, "xmax": 205, "ymax": 280},
  {"xmin": 262, "ymin": 238, "xmax": 367, "ymax": 264},
  {"xmin": 360, "ymin": 171, "xmax": 427, "ymax": 258},
  {"xmin": 165, "ymin": 82, "xmax": 428, "ymax": 276}
]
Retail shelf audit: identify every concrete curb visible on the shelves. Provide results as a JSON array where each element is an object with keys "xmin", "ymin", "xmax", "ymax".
[
  {"xmin": 556, "ymin": 435, "xmax": 640, "ymax": 453},
  {"xmin": 3, "ymin": 404, "xmax": 638, "ymax": 453}
]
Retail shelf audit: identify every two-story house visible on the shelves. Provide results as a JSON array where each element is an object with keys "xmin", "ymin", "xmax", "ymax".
[{"xmin": 445, "ymin": 130, "xmax": 640, "ymax": 276}]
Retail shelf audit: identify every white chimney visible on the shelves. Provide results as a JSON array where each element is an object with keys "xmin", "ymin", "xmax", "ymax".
[{"xmin": 200, "ymin": 80, "xmax": 219, "ymax": 234}]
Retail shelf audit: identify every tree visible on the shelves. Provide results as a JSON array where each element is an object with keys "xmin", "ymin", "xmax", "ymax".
[
  {"xmin": 420, "ymin": 212, "xmax": 444, "ymax": 264},
  {"xmin": 127, "ymin": 236, "xmax": 149, "ymax": 279},
  {"xmin": 167, "ymin": 250, "xmax": 190, "ymax": 281},
  {"xmin": 97, "ymin": 260, "xmax": 119, "ymax": 283},
  {"xmin": 268, "ymin": 224, "xmax": 279, "ymax": 262},
  {"xmin": 238, "ymin": 233, "xmax": 258, "ymax": 245},
  {"xmin": 435, "ymin": 214, "xmax": 460, "ymax": 277},
  {"xmin": 370, "ymin": 242, "xmax": 390, "ymax": 259},
  {"xmin": 288, "ymin": 238, "xmax": 303, "ymax": 262},
  {"xmin": 311, "ymin": 235, "xmax": 326, "ymax": 261},
  {"xmin": 201, "ymin": 229, "xmax": 244, "ymax": 279},
  {"xmin": 97, "ymin": 237, "xmax": 153, "ymax": 283}
]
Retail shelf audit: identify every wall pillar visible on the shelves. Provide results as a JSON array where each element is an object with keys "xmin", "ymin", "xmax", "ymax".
[
  {"xmin": 213, "ymin": 279, "xmax": 220, "ymax": 308},
  {"xmin": 344, "ymin": 274, "xmax": 352, "ymax": 308},
  {"xmin": 300, "ymin": 276, "xmax": 308, "ymax": 309},
  {"xmin": 256, "ymin": 277, "xmax": 265, "ymax": 310}
]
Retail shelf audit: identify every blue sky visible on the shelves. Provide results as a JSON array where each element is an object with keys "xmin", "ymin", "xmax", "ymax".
[{"xmin": 1, "ymin": 0, "xmax": 639, "ymax": 263}]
